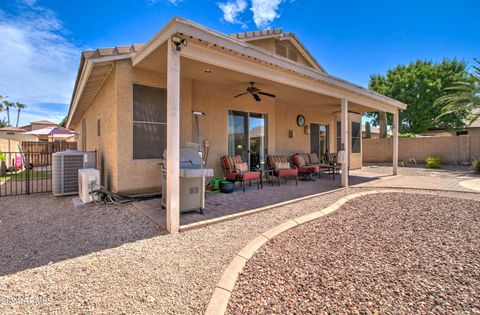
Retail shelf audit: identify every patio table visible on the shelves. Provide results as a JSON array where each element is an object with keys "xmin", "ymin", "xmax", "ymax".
[{"xmin": 320, "ymin": 163, "xmax": 340, "ymax": 180}]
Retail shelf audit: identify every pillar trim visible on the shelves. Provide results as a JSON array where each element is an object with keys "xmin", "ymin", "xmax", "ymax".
[
  {"xmin": 166, "ymin": 39, "xmax": 180, "ymax": 233},
  {"xmin": 341, "ymin": 98, "xmax": 349, "ymax": 187},
  {"xmin": 392, "ymin": 110, "xmax": 399, "ymax": 175}
]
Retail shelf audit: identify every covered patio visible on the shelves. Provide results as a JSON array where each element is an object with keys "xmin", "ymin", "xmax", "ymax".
[
  {"xmin": 133, "ymin": 171, "xmax": 381, "ymax": 231},
  {"xmin": 128, "ymin": 18, "xmax": 405, "ymax": 233}
]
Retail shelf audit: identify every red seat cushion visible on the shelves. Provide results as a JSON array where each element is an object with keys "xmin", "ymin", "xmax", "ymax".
[
  {"xmin": 277, "ymin": 168, "xmax": 298, "ymax": 177},
  {"xmin": 239, "ymin": 171, "xmax": 260, "ymax": 180},
  {"xmin": 297, "ymin": 166, "xmax": 317, "ymax": 173}
]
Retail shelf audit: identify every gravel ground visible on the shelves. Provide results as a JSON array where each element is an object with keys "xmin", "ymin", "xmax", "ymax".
[
  {"xmin": 228, "ymin": 193, "xmax": 480, "ymax": 314},
  {"xmin": 1, "ymin": 189, "xmax": 479, "ymax": 314}
]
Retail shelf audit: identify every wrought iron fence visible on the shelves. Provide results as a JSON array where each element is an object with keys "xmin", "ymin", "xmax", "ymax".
[{"xmin": 0, "ymin": 151, "xmax": 52, "ymax": 197}]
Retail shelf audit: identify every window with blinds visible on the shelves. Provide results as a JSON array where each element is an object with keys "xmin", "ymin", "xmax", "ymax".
[{"xmin": 132, "ymin": 84, "xmax": 167, "ymax": 159}]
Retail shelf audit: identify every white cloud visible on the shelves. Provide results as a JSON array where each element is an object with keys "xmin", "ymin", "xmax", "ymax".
[
  {"xmin": 0, "ymin": 5, "xmax": 80, "ymax": 126},
  {"xmin": 250, "ymin": 0, "xmax": 283, "ymax": 28},
  {"xmin": 149, "ymin": 0, "xmax": 182, "ymax": 5},
  {"xmin": 218, "ymin": 0, "xmax": 247, "ymax": 26}
]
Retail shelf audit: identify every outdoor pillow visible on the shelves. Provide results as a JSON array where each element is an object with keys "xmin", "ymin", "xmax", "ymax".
[
  {"xmin": 293, "ymin": 154, "xmax": 306, "ymax": 167},
  {"xmin": 274, "ymin": 161, "xmax": 291, "ymax": 170},
  {"xmin": 308, "ymin": 153, "xmax": 320, "ymax": 164},
  {"xmin": 235, "ymin": 162, "xmax": 249, "ymax": 173}
]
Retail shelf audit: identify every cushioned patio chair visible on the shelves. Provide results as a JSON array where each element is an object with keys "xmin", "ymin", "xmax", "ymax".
[
  {"xmin": 221, "ymin": 155, "xmax": 261, "ymax": 192},
  {"xmin": 292, "ymin": 153, "xmax": 320, "ymax": 181},
  {"xmin": 325, "ymin": 152, "xmax": 341, "ymax": 174},
  {"xmin": 292, "ymin": 153, "xmax": 323, "ymax": 180},
  {"xmin": 267, "ymin": 155, "xmax": 298, "ymax": 186}
]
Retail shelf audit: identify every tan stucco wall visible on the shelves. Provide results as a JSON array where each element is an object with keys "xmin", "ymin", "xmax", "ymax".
[
  {"xmin": 363, "ymin": 135, "xmax": 480, "ymax": 164},
  {"xmin": 115, "ymin": 60, "xmax": 193, "ymax": 194},
  {"xmin": 73, "ymin": 66, "xmax": 119, "ymax": 191},
  {"xmin": 274, "ymin": 102, "xmax": 335, "ymax": 156}
]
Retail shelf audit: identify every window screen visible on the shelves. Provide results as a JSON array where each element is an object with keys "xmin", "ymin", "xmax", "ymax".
[
  {"xmin": 336, "ymin": 121, "xmax": 342, "ymax": 152},
  {"xmin": 275, "ymin": 43, "xmax": 287, "ymax": 57},
  {"xmin": 351, "ymin": 122, "xmax": 361, "ymax": 153},
  {"xmin": 133, "ymin": 84, "xmax": 167, "ymax": 159}
]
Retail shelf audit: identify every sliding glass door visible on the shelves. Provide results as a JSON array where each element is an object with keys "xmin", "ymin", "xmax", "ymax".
[
  {"xmin": 311, "ymin": 123, "xmax": 329, "ymax": 159},
  {"xmin": 228, "ymin": 111, "xmax": 268, "ymax": 168}
]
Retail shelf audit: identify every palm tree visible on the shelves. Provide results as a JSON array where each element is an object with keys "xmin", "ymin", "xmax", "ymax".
[
  {"xmin": 14, "ymin": 102, "xmax": 26, "ymax": 128},
  {"xmin": 436, "ymin": 59, "xmax": 480, "ymax": 125},
  {"xmin": 1, "ymin": 99, "xmax": 15, "ymax": 126}
]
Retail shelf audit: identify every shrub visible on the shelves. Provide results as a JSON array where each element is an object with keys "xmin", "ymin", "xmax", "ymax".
[
  {"xmin": 425, "ymin": 156, "xmax": 442, "ymax": 169},
  {"xmin": 0, "ymin": 150, "xmax": 5, "ymax": 162},
  {"xmin": 473, "ymin": 160, "xmax": 480, "ymax": 174}
]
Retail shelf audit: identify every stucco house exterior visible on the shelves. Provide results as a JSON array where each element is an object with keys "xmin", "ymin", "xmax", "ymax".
[{"xmin": 66, "ymin": 17, "xmax": 405, "ymax": 232}]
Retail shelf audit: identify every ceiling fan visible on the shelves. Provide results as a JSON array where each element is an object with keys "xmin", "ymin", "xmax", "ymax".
[{"xmin": 234, "ymin": 82, "xmax": 276, "ymax": 102}]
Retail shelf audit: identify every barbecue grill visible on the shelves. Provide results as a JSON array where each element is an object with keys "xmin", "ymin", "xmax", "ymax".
[{"xmin": 161, "ymin": 147, "xmax": 214, "ymax": 213}]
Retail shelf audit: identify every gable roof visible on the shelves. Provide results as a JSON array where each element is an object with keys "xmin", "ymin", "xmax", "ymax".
[
  {"xmin": 31, "ymin": 120, "xmax": 58, "ymax": 125},
  {"xmin": 229, "ymin": 29, "xmax": 325, "ymax": 72}
]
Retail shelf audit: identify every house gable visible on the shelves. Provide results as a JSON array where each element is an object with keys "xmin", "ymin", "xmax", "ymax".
[{"xmin": 229, "ymin": 29, "xmax": 325, "ymax": 72}]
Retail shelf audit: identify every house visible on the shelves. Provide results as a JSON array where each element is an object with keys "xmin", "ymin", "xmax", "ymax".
[
  {"xmin": 66, "ymin": 17, "xmax": 405, "ymax": 232},
  {"xmin": 20, "ymin": 120, "xmax": 58, "ymax": 132}
]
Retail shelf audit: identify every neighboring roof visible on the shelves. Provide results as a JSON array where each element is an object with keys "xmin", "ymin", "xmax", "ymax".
[
  {"xmin": 30, "ymin": 120, "xmax": 58, "ymax": 125},
  {"xmin": 229, "ymin": 28, "xmax": 326, "ymax": 72},
  {"xmin": 466, "ymin": 110, "xmax": 480, "ymax": 128},
  {"xmin": 23, "ymin": 126, "xmax": 75, "ymax": 136},
  {"xmin": 0, "ymin": 127, "xmax": 26, "ymax": 132}
]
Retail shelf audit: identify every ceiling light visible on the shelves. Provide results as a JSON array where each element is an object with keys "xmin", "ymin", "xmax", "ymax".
[{"xmin": 204, "ymin": 69, "xmax": 212, "ymax": 73}]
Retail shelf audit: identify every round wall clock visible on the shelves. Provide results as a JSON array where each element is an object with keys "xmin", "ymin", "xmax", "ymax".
[{"xmin": 296, "ymin": 115, "xmax": 306, "ymax": 127}]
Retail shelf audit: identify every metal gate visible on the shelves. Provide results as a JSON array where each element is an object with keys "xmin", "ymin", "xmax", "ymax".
[{"xmin": 0, "ymin": 151, "xmax": 52, "ymax": 197}]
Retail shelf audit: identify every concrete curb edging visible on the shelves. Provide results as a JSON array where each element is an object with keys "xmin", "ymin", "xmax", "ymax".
[{"xmin": 204, "ymin": 189, "xmax": 408, "ymax": 315}]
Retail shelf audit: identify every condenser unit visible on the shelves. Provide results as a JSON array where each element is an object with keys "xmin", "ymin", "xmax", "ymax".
[
  {"xmin": 52, "ymin": 150, "xmax": 96, "ymax": 196},
  {"xmin": 78, "ymin": 168, "xmax": 100, "ymax": 203}
]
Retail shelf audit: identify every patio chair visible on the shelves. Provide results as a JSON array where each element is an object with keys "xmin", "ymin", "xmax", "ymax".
[
  {"xmin": 267, "ymin": 155, "xmax": 298, "ymax": 186},
  {"xmin": 221, "ymin": 155, "xmax": 261, "ymax": 192},
  {"xmin": 324, "ymin": 152, "xmax": 340, "ymax": 174},
  {"xmin": 292, "ymin": 153, "xmax": 320, "ymax": 181}
]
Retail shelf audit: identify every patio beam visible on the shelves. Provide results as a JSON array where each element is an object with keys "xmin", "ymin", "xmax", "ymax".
[
  {"xmin": 392, "ymin": 110, "xmax": 399, "ymax": 175},
  {"xmin": 166, "ymin": 39, "xmax": 181, "ymax": 233},
  {"xmin": 341, "ymin": 98, "xmax": 349, "ymax": 187}
]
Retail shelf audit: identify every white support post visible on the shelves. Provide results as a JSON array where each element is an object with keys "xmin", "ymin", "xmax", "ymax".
[
  {"xmin": 341, "ymin": 98, "xmax": 349, "ymax": 187},
  {"xmin": 392, "ymin": 110, "xmax": 399, "ymax": 175},
  {"xmin": 166, "ymin": 39, "xmax": 180, "ymax": 233}
]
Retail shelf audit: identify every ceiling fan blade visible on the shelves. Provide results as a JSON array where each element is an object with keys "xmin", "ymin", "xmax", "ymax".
[
  {"xmin": 234, "ymin": 92, "xmax": 248, "ymax": 98},
  {"xmin": 253, "ymin": 93, "xmax": 261, "ymax": 102},
  {"xmin": 258, "ymin": 91, "xmax": 276, "ymax": 98}
]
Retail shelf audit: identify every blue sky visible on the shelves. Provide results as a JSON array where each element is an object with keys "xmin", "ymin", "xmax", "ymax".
[{"xmin": 0, "ymin": 0, "xmax": 478, "ymax": 127}]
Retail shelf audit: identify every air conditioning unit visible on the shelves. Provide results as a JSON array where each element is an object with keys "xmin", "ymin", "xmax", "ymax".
[
  {"xmin": 52, "ymin": 150, "xmax": 96, "ymax": 196},
  {"xmin": 78, "ymin": 168, "xmax": 100, "ymax": 203}
]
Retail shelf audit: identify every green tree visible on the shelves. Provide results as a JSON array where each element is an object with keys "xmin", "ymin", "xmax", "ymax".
[
  {"xmin": 1, "ymin": 99, "xmax": 15, "ymax": 127},
  {"xmin": 435, "ymin": 59, "xmax": 480, "ymax": 125},
  {"xmin": 59, "ymin": 116, "xmax": 67, "ymax": 127},
  {"xmin": 364, "ymin": 121, "xmax": 371, "ymax": 139},
  {"xmin": 366, "ymin": 59, "xmax": 470, "ymax": 134},
  {"xmin": 14, "ymin": 102, "xmax": 26, "ymax": 128}
]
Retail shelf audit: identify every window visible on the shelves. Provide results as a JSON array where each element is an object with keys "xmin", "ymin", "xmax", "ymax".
[
  {"xmin": 133, "ymin": 84, "xmax": 167, "ymax": 159},
  {"xmin": 97, "ymin": 118, "xmax": 101, "ymax": 137},
  {"xmin": 82, "ymin": 119, "xmax": 87, "ymax": 151},
  {"xmin": 351, "ymin": 122, "xmax": 361, "ymax": 153}
]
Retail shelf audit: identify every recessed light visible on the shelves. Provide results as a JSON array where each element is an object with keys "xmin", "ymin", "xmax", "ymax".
[{"xmin": 204, "ymin": 69, "xmax": 212, "ymax": 73}]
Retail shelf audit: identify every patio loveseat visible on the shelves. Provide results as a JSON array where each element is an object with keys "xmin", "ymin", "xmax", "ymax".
[
  {"xmin": 267, "ymin": 155, "xmax": 298, "ymax": 186},
  {"xmin": 292, "ymin": 153, "xmax": 323, "ymax": 180},
  {"xmin": 221, "ymin": 155, "xmax": 261, "ymax": 192}
]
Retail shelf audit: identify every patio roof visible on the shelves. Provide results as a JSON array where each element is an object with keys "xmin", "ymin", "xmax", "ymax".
[{"xmin": 67, "ymin": 16, "xmax": 407, "ymax": 128}]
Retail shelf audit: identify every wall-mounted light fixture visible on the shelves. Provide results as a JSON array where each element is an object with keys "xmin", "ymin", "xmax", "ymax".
[
  {"xmin": 171, "ymin": 36, "xmax": 188, "ymax": 51},
  {"xmin": 304, "ymin": 124, "xmax": 310, "ymax": 135}
]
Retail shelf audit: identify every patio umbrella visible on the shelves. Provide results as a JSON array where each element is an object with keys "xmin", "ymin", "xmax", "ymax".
[{"xmin": 23, "ymin": 126, "xmax": 77, "ymax": 141}]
